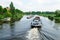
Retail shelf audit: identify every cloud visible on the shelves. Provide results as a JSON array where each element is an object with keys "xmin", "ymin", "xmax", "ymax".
[
  {"xmin": 0, "ymin": 0, "xmax": 60, "ymax": 12},
  {"xmin": 0, "ymin": 0, "xmax": 11, "ymax": 7},
  {"xmin": 21, "ymin": 0, "xmax": 60, "ymax": 11}
]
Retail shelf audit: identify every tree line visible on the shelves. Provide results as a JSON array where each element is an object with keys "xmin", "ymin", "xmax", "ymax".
[
  {"xmin": 25, "ymin": 11, "xmax": 60, "ymax": 17},
  {"xmin": 0, "ymin": 2, "xmax": 60, "ymax": 19}
]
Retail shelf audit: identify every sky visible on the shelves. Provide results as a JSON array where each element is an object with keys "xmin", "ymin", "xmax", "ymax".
[{"xmin": 0, "ymin": 0, "xmax": 60, "ymax": 12}]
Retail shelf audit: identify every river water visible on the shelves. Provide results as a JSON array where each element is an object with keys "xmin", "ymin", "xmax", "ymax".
[{"xmin": 0, "ymin": 15, "xmax": 60, "ymax": 40}]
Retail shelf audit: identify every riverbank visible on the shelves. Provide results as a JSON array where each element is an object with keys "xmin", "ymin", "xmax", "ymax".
[
  {"xmin": 0, "ymin": 14, "xmax": 60, "ymax": 25},
  {"xmin": 39, "ymin": 14, "xmax": 60, "ymax": 23},
  {"xmin": 0, "ymin": 14, "xmax": 24, "ymax": 25},
  {"xmin": 24, "ymin": 13, "xmax": 60, "ymax": 23}
]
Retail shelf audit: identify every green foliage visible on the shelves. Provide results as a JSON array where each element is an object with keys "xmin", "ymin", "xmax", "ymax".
[
  {"xmin": 3, "ymin": 8, "xmax": 7, "ymax": 13},
  {"xmin": 10, "ymin": 2, "xmax": 15, "ymax": 14},
  {"xmin": 48, "ymin": 16, "xmax": 54, "ymax": 21},
  {"xmin": 0, "ymin": 2, "xmax": 60, "ymax": 23},
  {"xmin": 0, "ymin": 15, "xmax": 4, "ymax": 19},
  {"xmin": 55, "ymin": 10, "xmax": 60, "ymax": 17},
  {"xmin": 15, "ymin": 9, "xmax": 23, "ymax": 13},
  {"xmin": 24, "ymin": 11, "xmax": 55, "ymax": 15},
  {"xmin": 0, "ymin": 2, "xmax": 23, "ymax": 22},
  {"xmin": 6, "ymin": 13, "xmax": 12, "ymax": 17},
  {"xmin": 0, "ymin": 6, "xmax": 3, "ymax": 14},
  {"xmin": 39, "ymin": 13, "xmax": 55, "ymax": 17}
]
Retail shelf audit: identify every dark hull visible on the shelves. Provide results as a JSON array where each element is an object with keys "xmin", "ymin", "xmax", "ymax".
[{"xmin": 31, "ymin": 25, "xmax": 41, "ymax": 29}]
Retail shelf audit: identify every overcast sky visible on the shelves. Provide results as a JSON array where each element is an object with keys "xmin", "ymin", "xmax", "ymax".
[{"xmin": 0, "ymin": 0, "xmax": 60, "ymax": 12}]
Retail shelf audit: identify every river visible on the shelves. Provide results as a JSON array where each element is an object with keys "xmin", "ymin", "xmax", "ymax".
[{"xmin": 0, "ymin": 15, "xmax": 60, "ymax": 40}]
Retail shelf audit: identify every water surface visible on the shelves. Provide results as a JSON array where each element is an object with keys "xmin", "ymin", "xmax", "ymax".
[{"xmin": 0, "ymin": 15, "xmax": 60, "ymax": 40}]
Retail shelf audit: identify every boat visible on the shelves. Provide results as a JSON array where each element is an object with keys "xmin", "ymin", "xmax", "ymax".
[
  {"xmin": 27, "ymin": 15, "xmax": 34, "ymax": 19},
  {"xmin": 31, "ymin": 16, "xmax": 42, "ymax": 29}
]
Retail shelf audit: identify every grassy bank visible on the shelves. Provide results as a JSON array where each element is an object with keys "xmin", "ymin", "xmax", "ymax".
[
  {"xmin": 40, "ymin": 13, "xmax": 55, "ymax": 17},
  {"xmin": 54, "ymin": 17, "xmax": 60, "ymax": 23},
  {"xmin": 24, "ymin": 13, "xmax": 60, "ymax": 23},
  {"xmin": 0, "ymin": 13, "xmax": 24, "ymax": 24},
  {"xmin": 39, "ymin": 13, "xmax": 60, "ymax": 23}
]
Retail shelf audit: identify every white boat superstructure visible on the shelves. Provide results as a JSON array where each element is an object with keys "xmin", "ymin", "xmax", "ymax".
[{"xmin": 31, "ymin": 16, "xmax": 42, "ymax": 29}]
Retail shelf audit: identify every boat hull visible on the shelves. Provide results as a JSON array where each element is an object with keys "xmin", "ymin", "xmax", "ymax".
[{"xmin": 31, "ymin": 25, "xmax": 41, "ymax": 29}]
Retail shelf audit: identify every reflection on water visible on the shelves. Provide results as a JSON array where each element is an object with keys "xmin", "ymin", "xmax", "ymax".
[
  {"xmin": 0, "ymin": 25, "xmax": 2, "ymax": 30},
  {"xmin": 10, "ymin": 23, "xmax": 15, "ymax": 36},
  {"xmin": 0, "ymin": 15, "xmax": 60, "ymax": 40}
]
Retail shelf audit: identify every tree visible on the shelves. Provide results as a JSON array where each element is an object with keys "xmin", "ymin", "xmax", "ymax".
[
  {"xmin": 0, "ymin": 6, "xmax": 3, "ymax": 14},
  {"xmin": 10, "ymin": 2, "xmax": 15, "ymax": 14},
  {"xmin": 3, "ymin": 8, "xmax": 7, "ymax": 13},
  {"xmin": 15, "ymin": 9, "xmax": 23, "ymax": 13},
  {"xmin": 55, "ymin": 10, "xmax": 60, "ymax": 17}
]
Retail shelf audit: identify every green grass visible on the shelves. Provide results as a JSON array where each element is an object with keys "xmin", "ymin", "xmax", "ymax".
[
  {"xmin": 39, "ymin": 14, "xmax": 55, "ymax": 17},
  {"xmin": 39, "ymin": 13, "xmax": 60, "ymax": 23},
  {"xmin": 54, "ymin": 17, "xmax": 60, "ymax": 19}
]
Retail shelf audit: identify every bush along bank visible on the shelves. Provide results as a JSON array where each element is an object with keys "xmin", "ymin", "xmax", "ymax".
[
  {"xmin": 48, "ymin": 16, "xmax": 60, "ymax": 23},
  {"xmin": 0, "ymin": 14, "xmax": 23, "ymax": 24}
]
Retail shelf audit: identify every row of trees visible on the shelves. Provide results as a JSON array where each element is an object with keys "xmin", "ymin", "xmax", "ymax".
[
  {"xmin": 24, "ymin": 11, "xmax": 54, "ymax": 14},
  {"xmin": 25, "ymin": 11, "xmax": 60, "ymax": 17},
  {"xmin": 0, "ymin": 2, "xmax": 60, "ymax": 18}
]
